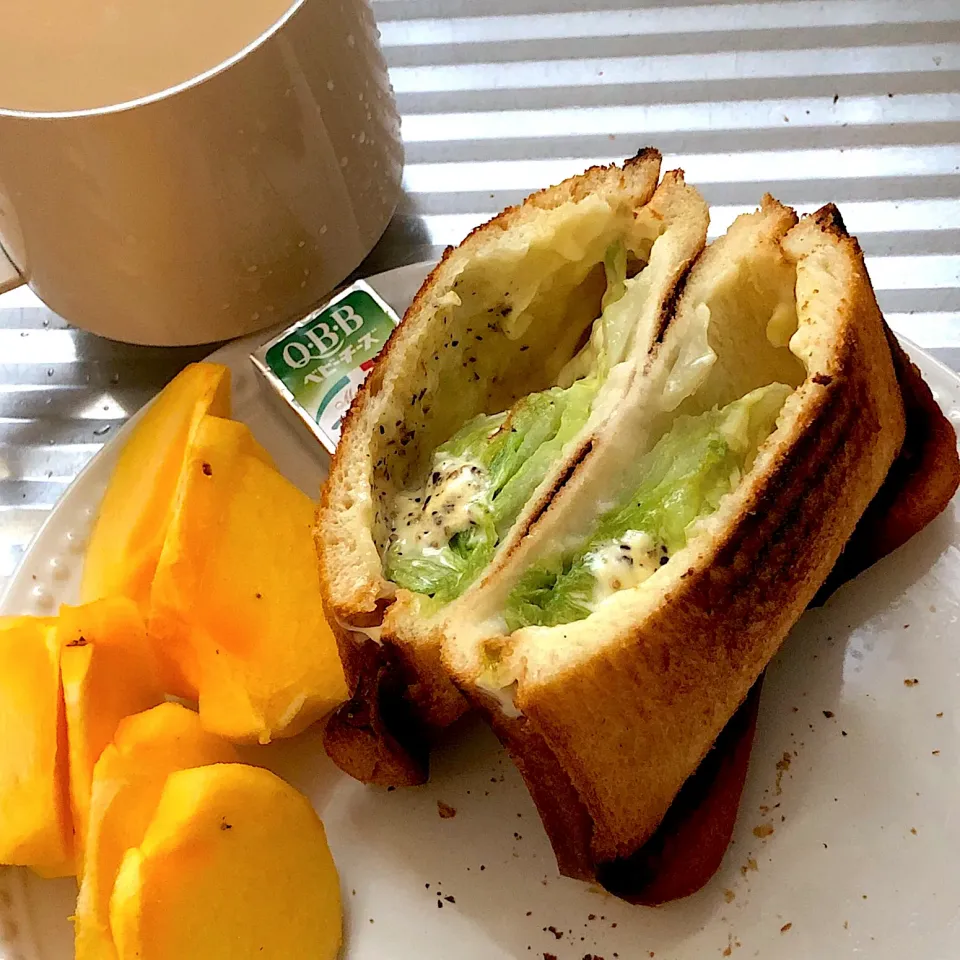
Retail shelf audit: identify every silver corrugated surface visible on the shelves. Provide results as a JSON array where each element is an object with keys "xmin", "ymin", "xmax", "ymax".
[{"xmin": 1, "ymin": 0, "xmax": 959, "ymax": 592}]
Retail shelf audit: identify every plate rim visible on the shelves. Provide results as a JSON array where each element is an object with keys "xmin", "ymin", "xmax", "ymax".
[{"xmin": 2, "ymin": 266, "xmax": 960, "ymax": 960}]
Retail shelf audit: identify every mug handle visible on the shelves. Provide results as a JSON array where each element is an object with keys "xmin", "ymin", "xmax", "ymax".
[{"xmin": 0, "ymin": 244, "xmax": 23, "ymax": 294}]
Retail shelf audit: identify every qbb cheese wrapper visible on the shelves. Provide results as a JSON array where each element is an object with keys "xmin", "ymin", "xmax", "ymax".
[{"xmin": 250, "ymin": 281, "xmax": 401, "ymax": 453}]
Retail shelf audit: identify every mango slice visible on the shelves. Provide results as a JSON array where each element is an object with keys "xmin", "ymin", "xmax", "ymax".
[
  {"xmin": 149, "ymin": 416, "xmax": 348, "ymax": 743},
  {"xmin": 109, "ymin": 764, "xmax": 342, "ymax": 960},
  {"xmin": 81, "ymin": 362, "xmax": 230, "ymax": 617},
  {"xmin": 59, "ymin": 598, "xmax": 166, "ymax": 868},
  {"xmin": 75, "ymin": 703, "xmax": 238, "ymax": 960},
  {"xmin": 0, "ymin": 616, "xmax": 73, "ymax": 876}
]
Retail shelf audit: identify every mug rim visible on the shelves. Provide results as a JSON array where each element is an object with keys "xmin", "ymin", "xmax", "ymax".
[{"xmin": 0, "ymin": 0, "xmax": 307, "ymax": 121}]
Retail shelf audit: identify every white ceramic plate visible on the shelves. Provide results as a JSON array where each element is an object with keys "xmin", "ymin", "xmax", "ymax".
[{"xmin": 2, "ymin": 262, "xmax": 960, "ymax": 960}]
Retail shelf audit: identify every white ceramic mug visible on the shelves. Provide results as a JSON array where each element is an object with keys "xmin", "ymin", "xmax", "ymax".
[{"xmin": 0, "ymin": 0, "xmax": 403, "ymax": 345}]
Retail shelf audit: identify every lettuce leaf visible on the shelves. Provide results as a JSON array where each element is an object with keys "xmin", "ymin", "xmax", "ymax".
[
  {"xmin": 490, "ymin": 378, "xmax": 596, "ymax": 535},
  {"xmin": 381, "ymin": 518, "xmax": 498, "ymax": 602},
  {"xmin": 383, "ymin": 378, "xmax": 598, "ymax": 603},
  {"xmin": 505, "ymin": 382, "xmax": 792, "ymax": 630},
  {"xmin": 436, "ymin": 410, "xmax": 507, "ymax": 461}
]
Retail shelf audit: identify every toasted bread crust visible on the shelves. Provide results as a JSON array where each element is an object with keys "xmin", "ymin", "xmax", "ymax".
[
  {"xmin": 473, "ymin": 673, "xmax": 762, "ymax": 894},
  {"xmin": 596, "ymin": 676, "xmax": 763, "ymax": 904},
  {"xmin": 816, "ymin": 326, "xmax": 960, "ymax": 600},
  {"xmin": 322, "ymin": 639, "xmax": 429, "ymax": 787}
]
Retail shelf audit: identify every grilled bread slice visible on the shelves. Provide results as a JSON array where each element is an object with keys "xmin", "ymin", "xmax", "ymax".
[
  {"xmin": 316, "ymin": 150, "xmax": 710, "ymax": 782},
  {"xmin": 441, "ymin": 197, "xmax": 907, "ymax": 878}
]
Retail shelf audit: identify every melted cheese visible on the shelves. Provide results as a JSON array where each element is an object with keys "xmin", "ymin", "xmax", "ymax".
[{"xmin": 661, "ymin": 302, "xmax": 718, "ymax": 412}]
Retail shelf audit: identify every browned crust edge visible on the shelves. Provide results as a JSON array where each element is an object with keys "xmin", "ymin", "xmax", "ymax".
[
  {"xmin": 322, "ymin": 638, "xmax": 430, "ymax": 787},
  {"xmin": 814, "ymin": 324, "xmax": 960, "ymax": 602}
]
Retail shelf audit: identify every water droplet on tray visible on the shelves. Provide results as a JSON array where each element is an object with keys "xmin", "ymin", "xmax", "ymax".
[
  {"xmin": 65, "ymin": 530, "xmax": 87, "ymax": 554},
  {"xmin": 31, "ymin": 585, "xmax": 55, "ymax": 611}
]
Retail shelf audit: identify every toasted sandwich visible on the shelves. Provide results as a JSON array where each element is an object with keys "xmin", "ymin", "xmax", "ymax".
[{"xmin": 315, "ymin": 153, "xmax": 959, "ymax": 900}]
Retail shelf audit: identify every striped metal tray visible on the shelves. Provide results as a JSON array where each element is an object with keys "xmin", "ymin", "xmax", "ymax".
[{"xmin": 2, "ymin": 0, "xmax": 958, "ymax": 592}]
